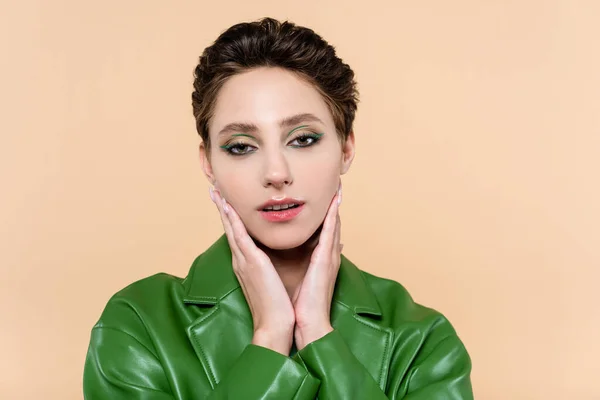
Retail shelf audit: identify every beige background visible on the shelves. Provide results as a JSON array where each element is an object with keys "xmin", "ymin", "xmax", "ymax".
[{"xmin": 1, "ymin": 0, "xmax": 599, "ymax": 398}]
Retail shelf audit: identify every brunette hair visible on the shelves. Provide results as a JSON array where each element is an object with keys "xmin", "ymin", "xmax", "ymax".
[{"xmin": 191, "ymin": 17, "xmax": 358, "ymax": 154}]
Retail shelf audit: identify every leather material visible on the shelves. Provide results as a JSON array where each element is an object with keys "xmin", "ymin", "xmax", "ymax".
[{"xmin": 84, "ymin": 234, "xmax": 473, "ymax": 399}]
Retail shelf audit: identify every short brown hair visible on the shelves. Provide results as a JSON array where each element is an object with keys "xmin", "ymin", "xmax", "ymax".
[{"xmin": 191, "ymin": 17, "xmax": 359, "ymax": 154}]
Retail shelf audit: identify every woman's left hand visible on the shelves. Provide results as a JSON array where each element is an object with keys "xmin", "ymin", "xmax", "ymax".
[{"xmin": 292, "ymin": 183, "xmax": 343, "ymax": 350}]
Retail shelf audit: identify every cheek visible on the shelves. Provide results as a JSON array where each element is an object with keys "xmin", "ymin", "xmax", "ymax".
[
  {"xmin": 212, "ymin": 167, "xmax": 253, "ymax": 206},
  {"xmin": 294, "ymin": 158, "xmax": 340, "ymax": 205}
]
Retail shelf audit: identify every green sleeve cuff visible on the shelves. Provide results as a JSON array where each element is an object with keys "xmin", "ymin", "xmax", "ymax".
[
  {"xmin": 294, "ymin": 329, "xmax": 387, "ymax": 400},
  {"xmin": 208, "ymin": 343, "xmax": 320, "ymax": 399},
  {"xmin": 295, "ymin": 329, "xmax": 353, "ymax": 376}
]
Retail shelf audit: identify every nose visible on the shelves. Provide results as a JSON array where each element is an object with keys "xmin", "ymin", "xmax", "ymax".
[{"xmin": 261, "ymin": 150, "xmax": 293, "ymax": 189}]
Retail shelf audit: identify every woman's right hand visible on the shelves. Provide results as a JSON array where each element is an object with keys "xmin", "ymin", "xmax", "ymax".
[{"xmin": 209, "ymin": 187, "xmax": 295, "ymax": 356}]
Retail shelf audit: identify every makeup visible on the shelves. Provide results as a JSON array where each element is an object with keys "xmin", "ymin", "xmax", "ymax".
[
  {"xmin": 229, "ymin": 133, "xmax": 257, "ymax": 140},
  {"xmin": 286, "ymin": 125, "xmax": 309, "ymax": 137},
  {"xmin": 258, "ymin": 197, "xmax": 305, "ymax": 222},
  {"xmin": 259, "ymin": 204, "xmax": 304, "ymax": 222},
  {"xmin": 219, "ymin": 134, "xmax": 257, "ymax": 151},
  {"xmin": 288, "ymin": 132, "xmax": 323, "ymax": 148},
  {"xmin": 219, "ymin": 128, "xmax": 323, "ymax": 156}
]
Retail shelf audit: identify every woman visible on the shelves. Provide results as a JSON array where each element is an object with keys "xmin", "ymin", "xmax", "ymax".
[{"xmin": 84, "ymin": 17, "xmax": 473, "ymax": 399}]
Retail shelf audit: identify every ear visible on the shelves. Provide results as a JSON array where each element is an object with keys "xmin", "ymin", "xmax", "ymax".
[
  {"xmin": 340, "ymin": 131, "xmax": 356, "ymax": 175},
  {"xmin": 199, "ymin": 142, "xmax": 216, "ymax": 185}
]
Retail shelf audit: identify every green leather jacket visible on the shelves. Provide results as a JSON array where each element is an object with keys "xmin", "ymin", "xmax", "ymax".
[{"xmin": 84, "ymin": 235, "xmax": 473, "ymax": 399}]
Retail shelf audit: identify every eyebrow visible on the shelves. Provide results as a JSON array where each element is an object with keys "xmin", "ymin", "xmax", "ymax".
[{"xmin": 217, "ymin": 113, "xmax": 325, "ymax": 138}]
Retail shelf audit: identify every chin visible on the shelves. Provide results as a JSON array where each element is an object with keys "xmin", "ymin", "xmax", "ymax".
[
  {"xmin": 252, "ymin": 232, "xmax": 309, "ymax": 251},
  {"xmin": 249, "ymin": 223, "xmax": 319, "ymax": 251}
]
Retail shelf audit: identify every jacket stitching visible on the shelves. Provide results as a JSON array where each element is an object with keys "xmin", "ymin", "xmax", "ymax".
[
  {"xmin": 351, "ymin": 314, "xmax": 393, "ymax": 390},
  {"xmin": 189, "ymin": 304, "xmax": 220, "ymax": 388},
  {"xmin": 194, "ymin": 339, "xmax": 217, "ymax": 389}
]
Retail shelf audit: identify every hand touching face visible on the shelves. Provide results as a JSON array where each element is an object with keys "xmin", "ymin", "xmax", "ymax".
[{"xmin": 209, "ymin": 181, "xmax": 344, "ymax": 353}]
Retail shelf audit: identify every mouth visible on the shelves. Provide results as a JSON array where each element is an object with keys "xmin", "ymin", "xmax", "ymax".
[
  {"xmin": 257, "ymin": 197, "xmax": 306, "ymax": 211},
  {"xmin": 261, "ymin": 203, "xmax": 301, "ymax": 212},
  {"xmin": 259, "ymin": 202, "xmax": 305, "ymax": 222}
]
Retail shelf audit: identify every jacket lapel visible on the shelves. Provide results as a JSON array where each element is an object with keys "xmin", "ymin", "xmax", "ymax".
[
  {"xmin": 329, "ymin": 256, "xmax": 393, "ymax": 390},
  {"xmin": 182, "ymin": 235, "xmax": 252, "ymax": 388},
  {"xmin": 182, "ymin": 235, "xmax": 392, "ymax": 390}
]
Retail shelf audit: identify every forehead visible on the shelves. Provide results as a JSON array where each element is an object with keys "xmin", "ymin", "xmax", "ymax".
[{"xmin": 209, "ymin": 67, "xmax": 334, "ymax": 134}]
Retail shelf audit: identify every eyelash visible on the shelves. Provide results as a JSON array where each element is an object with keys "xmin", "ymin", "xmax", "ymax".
[{"xmin": 221, "ymin": 132, "xmax": 324, "ymax": 156}]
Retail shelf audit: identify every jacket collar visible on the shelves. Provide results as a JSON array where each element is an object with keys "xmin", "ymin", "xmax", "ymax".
[{"xmin": 182, "ymin": 234, "xmax": 382, "ymax": 317}]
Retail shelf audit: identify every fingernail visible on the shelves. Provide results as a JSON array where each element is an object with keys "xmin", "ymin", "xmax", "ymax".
[
  {"xmin": 209, "ymin": 187, "xmax": 215, "ymax": 203},
  {"xmin": 221, "ymin": 197, "xmax": 229, "ymax": 213},
  {"xmin": 337, "ymin": 187, "xmax": 342, "ymax": 205}
]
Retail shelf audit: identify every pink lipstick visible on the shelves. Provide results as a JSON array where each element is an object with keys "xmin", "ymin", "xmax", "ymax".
[{"xmin": 258, "ymin": 198, "xmax": 305, "ymax": 222}]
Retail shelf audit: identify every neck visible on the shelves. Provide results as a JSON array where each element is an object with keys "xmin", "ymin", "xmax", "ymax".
[{"xmin": 254, "ymin": 225, "xmax": 323, "ymax": 299}]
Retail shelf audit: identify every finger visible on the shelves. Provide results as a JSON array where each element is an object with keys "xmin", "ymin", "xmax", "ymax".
[
  {"xmin": 329, "ymin": 214, "xmax": 342, "ymax": 272},
  {"xmin": 211, "ymin": 191, "xmax": 263, "ymax": 318},
  {"xmin": 211, "ymin": 188, "xmax": 243, "ymax": 261},
  {"xmin": 224, "ymin": 200, "xmax": 268, "ymax": 264},
  {"xmin": 318, "ymin": 187, "xmax": 342, "ymax": 251},
  {"xmin": 333, "ymin": 214, "xmax": 341, "ymax": 254},
  {"xmin": 309, "ymin": 189, "xmax": 340, "ymax": 267}
]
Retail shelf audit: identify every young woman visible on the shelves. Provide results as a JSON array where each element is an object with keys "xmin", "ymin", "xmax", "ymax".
[{"xmin": 84, "ymin": 17, "xmax": 473, "ymax": 399}]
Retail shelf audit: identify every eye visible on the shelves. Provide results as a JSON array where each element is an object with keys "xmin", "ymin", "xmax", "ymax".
[
  {"xmin": 289, "ymin": 133, "xmax": 323, "ymax": 148},
  {"xmin": 221, "ymin": 142, "xmax": 256, "ymax": 156}
]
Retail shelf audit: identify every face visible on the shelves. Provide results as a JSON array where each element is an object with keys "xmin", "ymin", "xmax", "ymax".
[{"xmin": 200, "ymin": 67, "xmax": 355, "ymax": 250}]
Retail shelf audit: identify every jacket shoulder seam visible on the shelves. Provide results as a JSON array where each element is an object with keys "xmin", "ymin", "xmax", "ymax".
[{"xmin": 91, "ymin": 325, "xmax": 160, "ymax": 359}]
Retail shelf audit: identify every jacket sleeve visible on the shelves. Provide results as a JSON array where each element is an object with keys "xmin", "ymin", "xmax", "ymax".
[
  {"xmin": 204, "ymin": 343, "xmax": 320, "ymax": 399},
  {"xmin": 84, "ymin": 326, "xmax": 174, "ymax": 399},
  {"xmin": 292, "ymin": 328, "xmax": 473, "ymax": 399},
  {"xmin": 84, "ymin": 322, "xmax": 320, "ymax": 399}
]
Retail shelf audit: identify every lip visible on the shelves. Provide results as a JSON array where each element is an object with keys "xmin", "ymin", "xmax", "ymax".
[
  {"xmin": 257, "ymin": 197, "xmax": 305, "ymax": 211},
  {"xmin": 259, "ymin": 204, "xmax": 305, "ymax": 222},
  {"xmin": 257, "ymin": 197, "xmax": 305, "ymax": 223}
]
